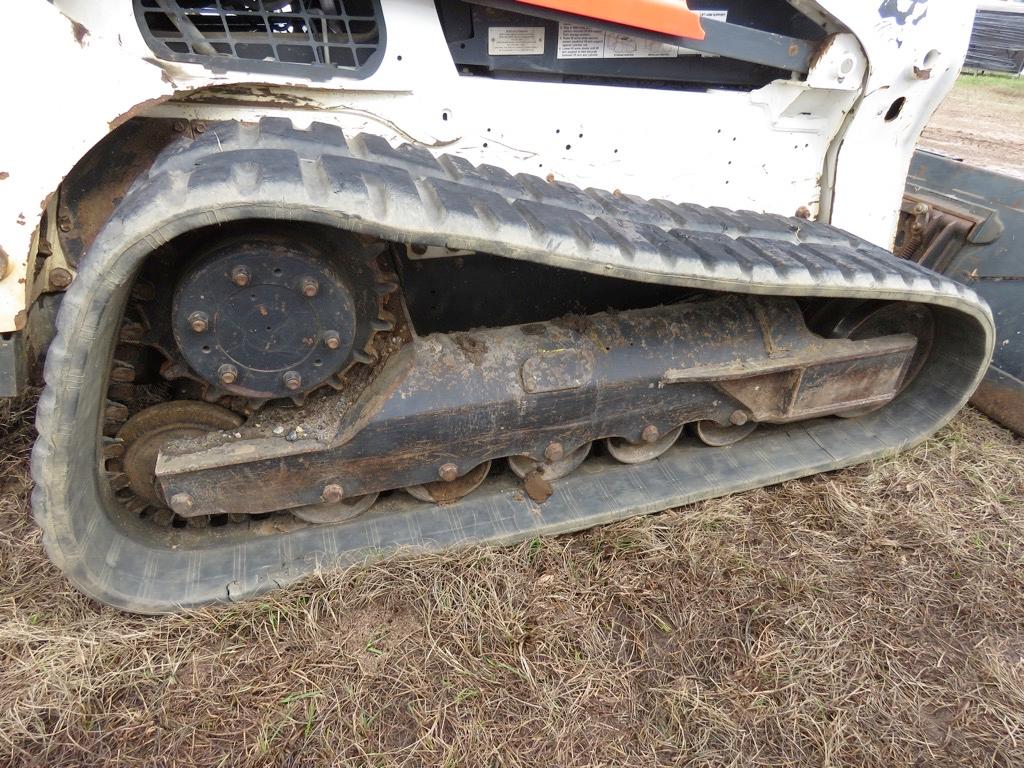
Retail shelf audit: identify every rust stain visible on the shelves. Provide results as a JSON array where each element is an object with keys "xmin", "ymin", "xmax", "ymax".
[
  {"xmin": 71, "ymin": 21, "xmax": 89, "ymax": 46},
  {"xmin": 0, "ymin": 172, "xmax": 8, "ymax": 181}
]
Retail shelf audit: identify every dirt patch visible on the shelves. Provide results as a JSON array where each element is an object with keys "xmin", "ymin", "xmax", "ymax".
[
  {"xmin": 920, "ymin": 75, "xmax": 1024, "ymax": 178},
  {"xmin": 1, "ymin": 391, "xmax": 1023, "ymax": 767}
]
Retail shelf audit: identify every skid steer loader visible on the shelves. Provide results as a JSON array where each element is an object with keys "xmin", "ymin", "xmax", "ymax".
[{"xmin": 0, "ymin": 0, "xmax": 997, "ymax": 612}]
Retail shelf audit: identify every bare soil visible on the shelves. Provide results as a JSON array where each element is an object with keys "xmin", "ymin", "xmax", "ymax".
[
  {"xmin": 920, "ymin": 75, "xmax": 1024, "ymax": 178},
  {"xmin": 1, "ymin": 77, "xmax": 1023, "ymax": 767}
]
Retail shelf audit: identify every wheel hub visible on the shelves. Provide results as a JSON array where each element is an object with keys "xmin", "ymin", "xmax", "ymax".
[{"xmin": 172, "ymin": 239, "xmax": 359, "ymax": 399}]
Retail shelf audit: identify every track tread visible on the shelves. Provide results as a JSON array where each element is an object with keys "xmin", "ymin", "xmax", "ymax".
[{"xmin": 32, "ymin": 118, "xmax": 994, "ymax": 613}]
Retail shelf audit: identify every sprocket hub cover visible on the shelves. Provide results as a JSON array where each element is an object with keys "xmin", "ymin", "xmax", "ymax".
[{"xmin": 172, "ymin": 236, "xmax": 370, "ymax": 399}]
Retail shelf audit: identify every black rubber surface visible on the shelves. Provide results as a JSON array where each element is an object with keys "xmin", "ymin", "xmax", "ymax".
[{"xmin": 31, "ymin": 119, "xmax": 994, "ymax": 612}]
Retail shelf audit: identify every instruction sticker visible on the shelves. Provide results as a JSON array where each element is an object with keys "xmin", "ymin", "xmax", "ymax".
[
  {"xmin": 488, "ymin": 26, "xmax": 546, "ymax": 56},
  {"xmin": 556, "ymin": 11, "xmax": 727, "ymax": 59}
]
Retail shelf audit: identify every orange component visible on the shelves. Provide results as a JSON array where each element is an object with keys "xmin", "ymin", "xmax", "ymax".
[{"xmin": 514, "ymin": 0, "xmax": 706, "ymax": 41}]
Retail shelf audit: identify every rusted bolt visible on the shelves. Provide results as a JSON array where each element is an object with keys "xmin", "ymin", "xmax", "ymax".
[
  {"xmin": 410, "ymin": 244, "xmax": 428, "ymax": 256},
  {"xmin": 57, "ymin": 214, "xmax": 73, "ymax": 232},
  {"xmin": 168, "ymin": 492, "xmax": 194, "ymax": 514},
  {"xmin": 795, "ymin": 206, "xmax": 811, "ymax": 220},
  {"xmin": 323, "ymin": 330, "xmax": 341, "ymax": 350},
  {"xmin": 912, "ymin": 202, "xmax": 928, "ymax": 215},
  {"xmin": 194, "ymin": 121, "xmax": 207, "ymax": 134},
  {"xmin": 172, "ymin": 119, "xmax": 188, "ymax": 133},
  {"xmin": 730, "ymin": 410, "xmax": 749, "ymax": 427},
  {"xmin": 543, "ymin": 442, "xmax": 564, "ymax": 462},
  {"xmin": 641, "ymin": 425, "xmax": 660, "ymax": 444},
  {"xmin": 300, "ymin": 276, "xmax": 319, "ymax": 298},
  {"xmin": 283, "ymin": 371, "xmax": 303, "ymax": 391},
  {"xmin": 321, "ymin": 483, "xmax": 344, "ymax": 504},
  {"xmin": 217, "ymin": 363, "xmax": 238, "ymax": 385},
  {"xmin": 188, "ymin": 311, "xmax": 209, "ymax": 333},
  {"xmin": 48, "ymin": 267, "xmax": 73, "ymax": 290},
  {"xmin": 230, "ymin": 265, "xmax": 251, "ymax": 287},
  {"xmin": 438, "ymin": 463, "xmax": 459, "ymax": 482}
]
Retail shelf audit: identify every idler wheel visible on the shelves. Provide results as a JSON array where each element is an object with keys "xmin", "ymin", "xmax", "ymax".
[
  {"xmin": 605, "ymin": 426, "xmax": 683, "ymax": 464},
  {"xmin": 405, "ymin": 461, "xmax": 492, "ymax": 504}
]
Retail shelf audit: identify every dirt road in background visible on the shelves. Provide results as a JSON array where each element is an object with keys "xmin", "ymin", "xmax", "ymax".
[{"xmin": 920, "ymin": 75, "xmax": 1024, "ymax": 178}]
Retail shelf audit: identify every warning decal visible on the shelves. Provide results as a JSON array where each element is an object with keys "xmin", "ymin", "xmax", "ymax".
[
  {"xmin": 556, "ymin": 11, "xmax": 726, "ymax": 59},
  {"xmin": 488, "ymin": 27, "xmax": 546, "ymax": 56}
]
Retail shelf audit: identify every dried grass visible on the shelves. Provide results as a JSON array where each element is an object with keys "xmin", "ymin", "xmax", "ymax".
[{"xmin": 1, "ymin": 390, "xmax": 1022, "ymax": 767}]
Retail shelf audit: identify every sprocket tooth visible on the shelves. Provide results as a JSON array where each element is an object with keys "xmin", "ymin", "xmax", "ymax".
[
  {"xmin": 108, "ymin": 472, "xmax": 131, "ymax": 491},
  {"xmin": 352, "ymin": 350, "xmax": 376, "ymax": 365},
  {"xmin": 102, "ymin": 438, "xmax": 125, "ymax": 459}
]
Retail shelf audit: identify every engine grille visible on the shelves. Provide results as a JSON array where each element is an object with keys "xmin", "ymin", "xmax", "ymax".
[{"xmin": 134, "ymin": 0, "xmax": 385, "ymax": 78}]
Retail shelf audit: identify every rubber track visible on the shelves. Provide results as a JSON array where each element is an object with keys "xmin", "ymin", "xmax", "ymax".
[{"xmin": 32, "ymin": 119, "xmax": 994, "ymax": 612}]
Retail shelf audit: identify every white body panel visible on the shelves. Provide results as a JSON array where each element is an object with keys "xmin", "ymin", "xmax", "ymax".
[{"xmin": 0, "ymin": 0, "xmax": 974, "ymax": 332}]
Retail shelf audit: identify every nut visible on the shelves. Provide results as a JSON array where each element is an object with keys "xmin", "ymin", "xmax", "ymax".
[
  {"xmin": 729, "ymin": 410, "xmax": 749, "ymax": 427},
  {"xmin": 300, "ymin": 276, "xmax": 319, "ymax": 298},
  {"xmin": 321, "ymin": 484, "xmax": 345, "ymax": 504},
  {"xmin": 48, "ymin": 267, "xmax": 73, "ymax": 290},
  {"xmin": 323, "ymin": 330, "xmax": 341, "ymax": 350},
  {"xmin": 168, "ymin": 492, "xmax": 194, "ymax": 514},
  {"xmin": 438, "ymin": 463, "xmax": 459, "ymax": 482},
  {"xmin": 188, "ymin": 311, "xmax": 209, "ymax": 333},
  {"xmin": 217, "ymin": 363, "xmax": 238, "ymax": 385},
  {"xmin": 641, "ymin": 425, "xmax": 660, "ymax": 444},
  {"xmin": 543, "ymin": 442, "xmax": 564, "ymax": 462},
  {"xmin": 282, "ymin": 371, "xmax": 303, "ymax": 391},
  {"xmin": 230, "ymin": 265, "xmax": 251, "ymax": 287},
  {"xmin": 795, "ymin": 206, "xmax": 811, "ymax": 220},
  {"xmin": 913, "ymin": 202, "xmax": 929, "ymax": 215},
  {"xmin": 57, "ymin": 214, "xmax": 73, "ymax": 233}
]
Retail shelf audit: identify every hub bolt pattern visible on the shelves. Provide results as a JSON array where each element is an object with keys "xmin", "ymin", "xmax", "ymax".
[
  {"xmin": 230, "ymin": 265, "xmax": 251, "ymax": 287},
  {"xmin": 300, "ymin": 276, "xmax": 319, "ymax": 297},
  {"xmin": 188, "ymin": 311, "xmax": 209, "ymax": 333},
  {"xmin": 217, "ymin": 364, "xmax": 238, "ymax": 385}
]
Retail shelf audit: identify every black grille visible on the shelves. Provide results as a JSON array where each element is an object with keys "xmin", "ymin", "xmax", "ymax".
[{"xmin": 135, "ymin": 0, "xmax": 385, "ymax": 78}]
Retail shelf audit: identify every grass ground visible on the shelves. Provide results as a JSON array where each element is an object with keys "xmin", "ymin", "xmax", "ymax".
[{"xmin": 2, "ymin": 76, "xmax": 1024, "ymax": 767}]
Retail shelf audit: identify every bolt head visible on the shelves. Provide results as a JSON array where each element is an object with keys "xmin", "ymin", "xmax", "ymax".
[
  {"xmin": 282, "ymin": 371, "xmax": 303, "ymax": 391},
  {"xmin": 543, "ymin": 442, "xmax": 564, "ymax": 463},
  {"xmin": 168, "ymin": 492, "xmax": 194, "ymax": 514},
  {"xmin": 323, "ymin": 330, "xmax": 341, "ymax": 350},
  {"xmin": 321, "ymin": 484, "xmax": 345, "ymax": 504},
  {"xmin": 230, "ymin": 265, "xmax": 251, "ymax": 287},
  {"xmin": 729, "ymin": 410, "xmax": 749, "ymax": 427},
  {"xmin": 913, "ymin": 202, "xmax": 929, "ymax": 215},
  {"xmin": 438, "ymin": 463, "xmax": 459, "ymax": 482},
  {"xmin": 641, "ymin": 425, "xmax": 660, "ymax": 444},
  {"xmin": 217, "ymin": 364, "xmax": 238, "ymax": 385},
  {"xmin": 300, "ymin": 276, "xmax": 319, "ymax": 298},
  {"xmin": 188, "ymin": 311, "xmax": 209, "ymax": 333},
  {"xmin": 48, "ymin": 267, "xmax": 73, "ymax": 289}
]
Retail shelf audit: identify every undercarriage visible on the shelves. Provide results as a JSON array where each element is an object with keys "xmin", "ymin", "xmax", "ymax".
[{"xmin": 30, "ymin": 119, "xmax": 993, "ymax": 612}]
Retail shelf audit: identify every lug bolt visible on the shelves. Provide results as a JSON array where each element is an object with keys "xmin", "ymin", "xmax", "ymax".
[
  {"xmin": 641, "ymin": 425, "xmax": 660, "ymax": 443},
  {"xmin": 321, "ymin": 483, "xmax": 345, "ymax": 504},
  {"xmin": 730, "ymin": 410, "xmax": 749, "ymax": 427},
  {"xmin": 438, "ymin": 463, "xmax": 459, "ymax": 482},
  {"xmin": 230, "ymin": 265, "xmax": 251, "ymax": 287},
  {"xmin": 300, "ymin": 276, "xmax": 319, "ymax": 297},
  {"xmin": 283, "ymin": 371, "xmax": 303, "ymax": 391},
  {"xmin": 48, "ymin": 267, "xmax": 73, "ymax": 290},
  {"xmin": 323, "ymin": 330, "xmax": 341, "ymax": 350},
  {"xmin": 168, "ymin": 492, "xmax": 194, "ymax": 514},
  {"xmin": 217, "ymin": 364, "xmax": 238, "ymax": 385},
  {"xmin": 543, "ymin": 442, "xmax": 564, "ymax": 462},
  {"xmin": 188, "ymin": 311, "xmax": 209, "ymax": 333}
]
